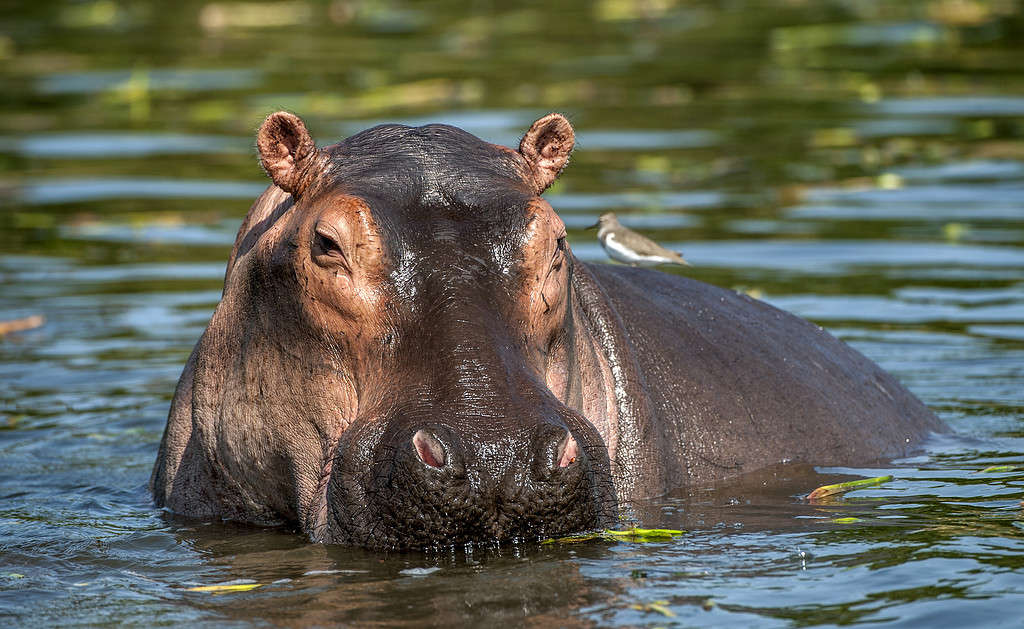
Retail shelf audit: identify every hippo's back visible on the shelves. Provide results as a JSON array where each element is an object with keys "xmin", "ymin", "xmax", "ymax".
[{"xmin": 585, "ymin": 263, "xmax": 946, "ymax": 486}]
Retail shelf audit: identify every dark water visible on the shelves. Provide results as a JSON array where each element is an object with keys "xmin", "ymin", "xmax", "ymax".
[{"xmin": 2, "ymin": 1, "xmax": 1023, "ymax": 626}]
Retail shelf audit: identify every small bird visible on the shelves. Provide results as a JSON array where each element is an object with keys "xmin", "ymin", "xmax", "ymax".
[{"xmin": 588, "ymin": 212, "xmax": 690, "ymax": 268}]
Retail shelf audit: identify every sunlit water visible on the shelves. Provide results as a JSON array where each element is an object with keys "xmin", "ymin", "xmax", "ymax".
[{"xmin": 1, "ymin": 1, "xmax": 1022, "ymax": 626}]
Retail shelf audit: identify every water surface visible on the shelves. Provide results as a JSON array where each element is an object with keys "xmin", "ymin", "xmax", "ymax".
[{"xmin": 1, "ymin": 1, "xmax": 1023, "ymax": 626}]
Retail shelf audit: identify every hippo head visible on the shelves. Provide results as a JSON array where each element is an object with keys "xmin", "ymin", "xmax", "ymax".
[{"xmin": 154, "ymin": 112, "xmax": 620, "ymax": 550}]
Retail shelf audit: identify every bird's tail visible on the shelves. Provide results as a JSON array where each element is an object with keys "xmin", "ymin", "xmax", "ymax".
[{"xmin": 673, "ymin": 251, "xmax": 691, "ymax": 266}]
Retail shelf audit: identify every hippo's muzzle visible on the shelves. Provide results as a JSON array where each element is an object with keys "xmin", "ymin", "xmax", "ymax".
[{"xmin": 324, "ymin": 406, "xmax": 616, "ymax": 550}]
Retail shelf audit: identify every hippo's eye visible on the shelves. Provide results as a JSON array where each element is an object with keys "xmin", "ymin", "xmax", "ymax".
[{"xmin": 312, "ymin": 226, "xmax": 351, "ymax": 272}]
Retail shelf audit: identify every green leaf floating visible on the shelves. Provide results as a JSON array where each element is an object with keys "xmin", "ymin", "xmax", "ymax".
[
  {"xmin": 807, "ymin": 475, "xmax": 893, "ymax": 501},
  {"xmin": 186, "ymin": 583, "xmax": 262, "ymax": 593},
  {"xmin": 978, "ymin": 465, "xmax": 1017, "ymax": 473},
  {"xmin": 543, "ymin": 527, "xmax": 685, "ymax": 544},
  {"xmin": 629, "ymin": 600, "xmax": 676, "ymax": 617}
]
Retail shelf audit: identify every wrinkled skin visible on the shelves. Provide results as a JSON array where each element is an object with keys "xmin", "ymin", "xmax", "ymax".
[{"xmin": 151, "ymin": 112, "xmax": 947, "ymax": 550}]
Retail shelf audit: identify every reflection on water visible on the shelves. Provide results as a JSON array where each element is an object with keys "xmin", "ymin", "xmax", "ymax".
[
  {"xmin": 19, "ymin": 179, "xmax": 268, "ymax": 204},
  {"xmin": 1, "ymin": 0, "xmax": 1023, "ymax": 626},
  {"xmin": 873, "ymin": 97, "xmax": 1024, "ymax": 117},
  {"xmin": 0, "ymin": 132, "xmax": 249, "ymax": 158},
  {"xmin": 36, "ymin": 68, "xmax": 263, "ymax": 95}
]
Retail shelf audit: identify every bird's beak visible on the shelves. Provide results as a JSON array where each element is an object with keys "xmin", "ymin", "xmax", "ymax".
[{"xmin": 585, "ymin": 220, "xmax": 600, "ymax": 230}]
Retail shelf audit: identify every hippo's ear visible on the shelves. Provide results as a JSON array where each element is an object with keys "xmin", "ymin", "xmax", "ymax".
[
  {"xmin": 256, "ymin": 111, "xmax": 321, "ymax": 197},
  {"xmin": 519, "ymin": 113, "xmax": 575, "ymax": 194}
]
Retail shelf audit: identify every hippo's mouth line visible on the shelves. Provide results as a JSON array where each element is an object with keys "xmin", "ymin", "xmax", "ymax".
[{"xmin": 306, "ymin": 433, "xmax": 343, "ymax": 542}]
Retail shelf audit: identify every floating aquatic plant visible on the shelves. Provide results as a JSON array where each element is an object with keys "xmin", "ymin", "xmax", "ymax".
[
  {"xmin": 978, "ymin": 465, "xmax": 1017, "ymax": 473},
  {"xmin": 629, "ymin": 600, "xmax": 676, "ymax": 617},
  {"xmin": 807, "ymin": 475, "xmax": 893, "ymax": 501},
  {"xmin": 185, "ymin": 583, "xmax": 262, "ymax": 593},
  {"xmin": 543, "ymin": 527, "xmax": 685, "ymax": 544}
]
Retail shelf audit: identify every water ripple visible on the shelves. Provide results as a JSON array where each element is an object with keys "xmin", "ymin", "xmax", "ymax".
[
  {"xmin": 0, "ymin": 133, "xmax": 248, "ymax": 158},
  {"xmin": 18, "ymin": 178, "xmax": 268, "ymax": 204}
]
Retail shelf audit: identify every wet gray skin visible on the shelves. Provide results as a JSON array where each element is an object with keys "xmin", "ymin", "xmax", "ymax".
[{"xmin": 151, "ymin": 112, "xmax": 948, "ymax": 551}]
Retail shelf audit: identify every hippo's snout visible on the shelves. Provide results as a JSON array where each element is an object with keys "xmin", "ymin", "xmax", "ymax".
[
  {"xmin": 411, "ymin": 426, "xmax": 578, "ymax": 474},
  {"xmin": 325, "ymin": 416, "xmax": 615, "ymax": 550}
]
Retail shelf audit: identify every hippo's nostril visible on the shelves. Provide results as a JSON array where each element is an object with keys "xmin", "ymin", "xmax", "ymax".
[
  {"xmin": 413, "ymin": 429, "xmax": 446, "ymax": 468},
  {"xmin": 556, "ymin": 431, "xmax": 578, "ymax": 468}
]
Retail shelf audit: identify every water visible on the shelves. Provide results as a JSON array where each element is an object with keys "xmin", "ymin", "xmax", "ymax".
[{"xmin": 1, "ymin": 1, "xmax": 1023, "ymax": 626}]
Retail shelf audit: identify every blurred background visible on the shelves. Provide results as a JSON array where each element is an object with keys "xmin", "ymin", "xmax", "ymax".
[{"xmin": 1, "ymin": 1, "xmax": 1023, "ymax": 626}]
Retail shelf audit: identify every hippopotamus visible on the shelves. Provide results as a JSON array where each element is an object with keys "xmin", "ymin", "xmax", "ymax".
[{"xmin": 151, "ymin": 111, "xmax": 947, "ymax": 550}]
